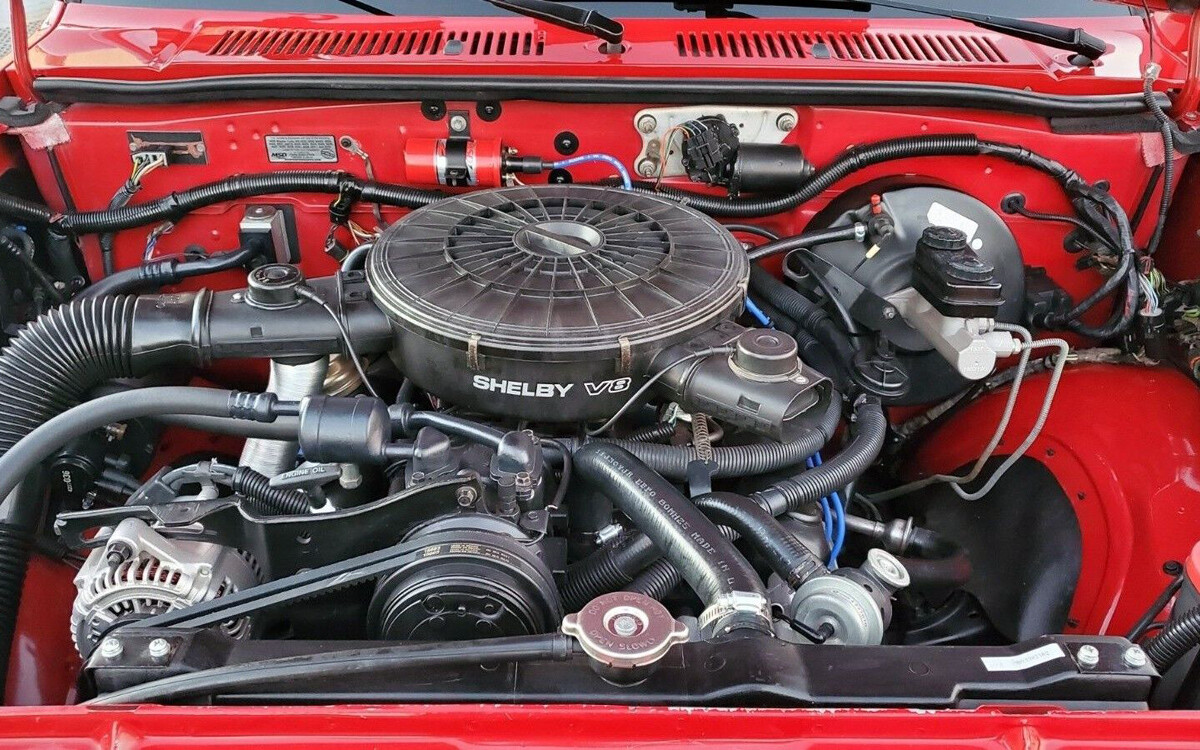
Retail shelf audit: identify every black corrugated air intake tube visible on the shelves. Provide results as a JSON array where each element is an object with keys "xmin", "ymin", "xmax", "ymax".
[
  {"xmin": 0, "ymin": 297, "xmax": 140, "ymax": 697},
  {"xmin": 0, "ymin": 282, "xmax": 394, "ymax": 699}
]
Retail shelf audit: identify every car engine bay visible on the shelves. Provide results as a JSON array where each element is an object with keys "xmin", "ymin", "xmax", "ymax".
[{"xmin": 0, "ymin": 3, "xmax": 1198, "ymax": 713}]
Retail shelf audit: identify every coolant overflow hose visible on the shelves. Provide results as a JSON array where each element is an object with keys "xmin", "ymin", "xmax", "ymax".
[{"xmin": 573, "ymin": 443, "xmax": 771, "ymax": 636}]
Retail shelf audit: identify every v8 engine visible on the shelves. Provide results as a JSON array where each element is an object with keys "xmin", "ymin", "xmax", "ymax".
[{"xmin": 0, "ymin": 95, "xmax": 1190, "ymax": 713}]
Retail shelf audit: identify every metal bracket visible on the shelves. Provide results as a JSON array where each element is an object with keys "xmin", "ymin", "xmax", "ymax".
[{"xmin": 240, "ymin": 205, "xmax": 298, "ymax": 264}]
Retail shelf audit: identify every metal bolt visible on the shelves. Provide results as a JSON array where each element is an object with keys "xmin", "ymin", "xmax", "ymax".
[
  {"xmin": 1076, "ymin": 644, "xmax": 1100, "ymax": 668},
  {"xmin": 776, "ymin": 113, "xmax": 797, "ymax": 132},
  {"xmin": 595, "ymin": 523, "xmax": 623, "ymax": 546},
  {"xmin": 147, "ymin": 638, "xmax": 171, "ymax": 660},
  {"xmin": 636, "ymin": 159, "xmax": 658, "ymax": 178},
  {"xmin": 455, "ymin": 485, "xmax": 478, "ymax": 507},
  {"xmin": 99, "ymin": 638, "xmax": 123, "ymax": 659},
  {"xmin": 882, "ymin": 307, "xmax": 897, "ymax": 320},
  {"xmin": 105, "ymin": 541, "xmax": 134, "ymax": 569},
  {"xmin": 449, "ymin": 114, "xmax": 468, "ymax": 133},
  {"xmin": 1123, "ymin": 645, "xmax": 1148, "ymax": 668},
  {"xmin": 636, "ymin": 114, "xmax": 658, "ymax": 134}
]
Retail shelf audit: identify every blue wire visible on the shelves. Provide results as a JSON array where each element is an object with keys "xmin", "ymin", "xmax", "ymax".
[
  {"xmin": 811, "ymin": 451, "xmax": 844, "ymax": 569},
  {"xmin": 549, "ymin": 153, "xmax": 632, "ymax": 190},
  {"xmin": 830, "ymin": 489, "xmax": 845, "ymax": 568},
  {"xmin": 744, "ymin": 296, "xmax": 773, "ymax": 327},
  {"xmin": 807, "ymin": 456, "xmax": 834, "ymax": 549}
]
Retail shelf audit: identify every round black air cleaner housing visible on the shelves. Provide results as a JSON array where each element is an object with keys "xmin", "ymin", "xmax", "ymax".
[{"xmin": 367, "ymin": 185, "xmax": 749, "ymax": 422}]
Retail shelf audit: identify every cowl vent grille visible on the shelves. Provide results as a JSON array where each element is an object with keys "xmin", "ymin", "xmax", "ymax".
[
  {"xmin": 675, "ymin": 29, "xmax": 1007, "ymax": 64},
  {"xmin": 208, "ymin": 28, "xmax": 546, "ymax": 58}
]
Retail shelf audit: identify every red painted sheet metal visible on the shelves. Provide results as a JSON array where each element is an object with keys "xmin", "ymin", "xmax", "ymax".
[
  {"xmin": 0, "ymin": 704, "xmax": 1198, "ymax": 748},
  {"xmin": 908, "ymin": 364, "xmax": 1200, "ymax": 636},
  {"xmin": 18, "ymin": 4, "xmax": 1187, "ymax": 94}
]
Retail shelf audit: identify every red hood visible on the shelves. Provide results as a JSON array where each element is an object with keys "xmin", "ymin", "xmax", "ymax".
[{"xmin": 1109, "ymin": 0, "xmax": 1196, "ymax": 10}]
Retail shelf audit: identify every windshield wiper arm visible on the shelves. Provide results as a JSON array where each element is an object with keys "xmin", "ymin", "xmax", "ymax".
[
  {"xmin": 486, "ymin": 0, "xmax": 625, "ymax": 50},
  {"xmin": 679, "ymin": 0, "xmax": 1108, "ymax": 63},
  {"xmin": 331, "ymin": 0, "xmax": 393, "ymax": 15},
  {"xmin": 872, "ymin": 0, "xmax": 1107, "ymax": 63}
]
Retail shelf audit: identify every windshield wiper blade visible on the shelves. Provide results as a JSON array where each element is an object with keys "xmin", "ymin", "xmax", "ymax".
[
  {"xmin": 678, "ymin": 0, "xmax": 1108, "ymax": 63},
  {"xmin": 486, "ymin": 0, "xmax": 625, "ymax": 50}
]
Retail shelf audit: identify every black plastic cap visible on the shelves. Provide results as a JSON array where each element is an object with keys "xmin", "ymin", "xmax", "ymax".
[
  {"xmin": 920, "ymin": 225, "xmax": 969, "ymax": 252},
  {"xmin": 913, "ymin": 226, "xmax": 1003, "ymax": 319}
]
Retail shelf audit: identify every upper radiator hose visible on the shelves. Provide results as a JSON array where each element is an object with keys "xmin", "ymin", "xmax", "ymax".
[{"xmin": 573, "ymin": 443, "xmax": 771, "ymax": 637}]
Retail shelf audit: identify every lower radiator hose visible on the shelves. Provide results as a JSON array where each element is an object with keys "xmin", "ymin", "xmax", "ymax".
[
  {"xmin": 627, "ymin": 558, "xmax": 683, "ymax": 601},
  {"xmin": 561, "ymin": 533, "xmax": 659, "ymax": 612}
]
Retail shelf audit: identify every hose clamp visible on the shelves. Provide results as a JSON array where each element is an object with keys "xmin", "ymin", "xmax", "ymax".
[{"xmin": 698, "ymin": 590, "xmax": 772, "ymax": 637}]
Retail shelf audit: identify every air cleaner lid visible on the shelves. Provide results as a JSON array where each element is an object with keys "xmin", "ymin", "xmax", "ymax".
[{"xmin": 366, "ymin": 185, "xmax": 748, "ymax": 359}]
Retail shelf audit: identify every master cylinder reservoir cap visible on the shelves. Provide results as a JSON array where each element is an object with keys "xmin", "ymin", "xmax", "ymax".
[{"xmin": 562, "ymin": 591, "xmax": 690, "ymax": 683}]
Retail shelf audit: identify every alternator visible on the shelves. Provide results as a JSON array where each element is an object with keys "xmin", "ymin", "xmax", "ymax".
[{"xmin": 71, "ymin": 517, "xmax": 260, "ymax": 654}]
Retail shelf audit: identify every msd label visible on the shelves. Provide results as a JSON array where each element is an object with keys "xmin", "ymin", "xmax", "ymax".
[{"xmin": 265, "ymin": 135, "xmax": 338, "ymax": 163}]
